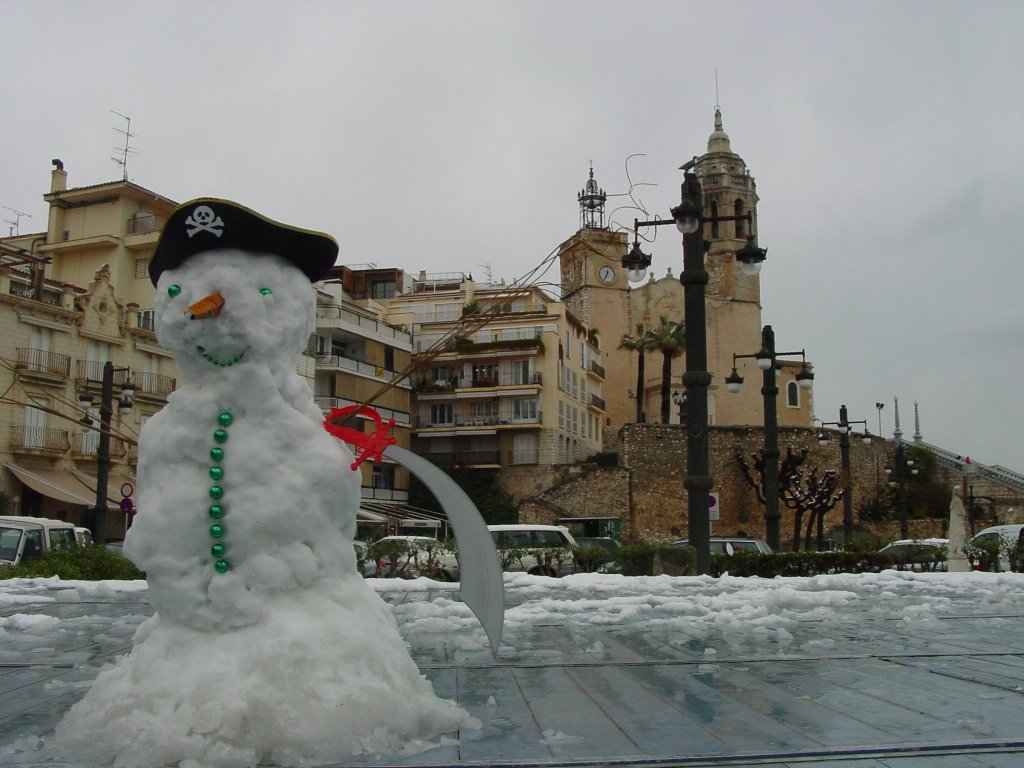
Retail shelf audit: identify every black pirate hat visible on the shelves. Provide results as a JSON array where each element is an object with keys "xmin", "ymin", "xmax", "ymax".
[{"xmin": 149, "ymin": 198, "xmax": 338, "ymax": 286}]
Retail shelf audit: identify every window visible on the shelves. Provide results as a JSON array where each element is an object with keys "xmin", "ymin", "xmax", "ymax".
[
  {"xmin": 430, "ymin": 403, "xmax": 454, "ymax": 425},
  {"xmin": 49, "ymin": 528, "xmax": 75, "ymax": 550},
  {"xmin": 436, "ymin": 303, "xmax": 460, "ymax": 321},
  {"xmin": 787, "ymin": 380, "xmax": 800, "ymax": 408},
  {"xmin": 135, "ymin": 258, "xmax": 150, "ymax": 279},
  {"xmin": 384, "ymin": 346, "xmax": 395, "ymax": 371},
  {"xmin": 735, "ymin": 199, "xmax": 745, "ymax": 238},
  {"xmin": 370, "ymin": 280, "xmax": 395, "ymax": 299},
  {"xmin": 371, "ymin": 464, "xmax": 395, "ymax": 489},
  {"xmin": 513, "ymin": 398, "xmax": 538, "ymax": 421},
  {"xmin": 21, "ymin": 529, "xmax": 43, "ymax": 561},
  {"xmin": 710, "ymin": 201, "xmax": 719, "ymax": 238}
]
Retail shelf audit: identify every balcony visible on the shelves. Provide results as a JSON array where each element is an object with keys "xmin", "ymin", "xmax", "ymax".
[
  {"xmin": 423, "ymin": 451, "xmax": 501, "ymax": 467},
  {"xmin": 133, "ymin": 370, "xmax": 177, "ymax": 397},
  {"xmin": 76, "ymin": 360, "xmax": 132, "ymax": 385},
  {"xmin": 9, "ymin": 279, "xmax": 66, "ymax": 307},
  {"xmin": 126, "ymin": 212, "xmax": 166, "ymax": 235},
  {"xmin": 316, "ymin": 304, "xmax": 410, "ymax": 343},
  {"xmin": 16, "ymin": 348, "xmax": 71, "ymax": 381},
  {"xmin": 588, "ymin": 359, "xmax": 606, "ymax": 379},
  {"xmin": 315, "ymin": 354, "xmax": 410, "ymax": 389},
  {"xmin": 10, "ymin": 426, "xmax": 70, "ymax": 454},
  {"xmin": 589, "ymin": 394, "xmax": 606, "ymax": 411},
  {"xmin": 72, "ymin": 433, "xmax": 128, "ymax": 459},
  {"xmin": 314, "ymin": 396, "xmax": 410, "ymax": 427}
]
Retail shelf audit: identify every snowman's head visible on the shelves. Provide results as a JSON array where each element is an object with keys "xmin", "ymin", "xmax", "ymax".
[{"xmin": 154, "ymin": 249, "xmax": 314, "ymax": 376}]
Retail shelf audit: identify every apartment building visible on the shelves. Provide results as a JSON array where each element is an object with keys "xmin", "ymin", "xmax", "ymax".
[{"xmin": 384, "ymin": 273, "xmax": 605, "ymax": 470}]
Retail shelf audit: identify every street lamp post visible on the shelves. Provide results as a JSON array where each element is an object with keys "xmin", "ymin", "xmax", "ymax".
[
  {"xmin": 80, "ymin": 361, "xmax": 134, "ymax": 544},
  {"xmin": 623, "ymin": 160, "xmax": 766, "ymax": 574},
  {"xmin": 885, "ymin": 444, "xmax": 917, "ymax": 539},
  {"xmin": 818, "ymin": 405, "xmax": 872, "ymax": 546},
  {"xmin": 724, "ymin": 325, "xmax": 813, "ymax": 550},
  {"xmin": 672, "ymin": 390, "xmax": 686, "ymax": 424}
]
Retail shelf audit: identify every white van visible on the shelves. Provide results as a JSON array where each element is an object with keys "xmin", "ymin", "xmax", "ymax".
[
  {"xmin": 0, "ymin": 516, "xmax": 78, "ymax": 567},
  {"xmin": 967, "ymin": 524, "xmax": 1024, "ymax": 571},
  {"xmin": 488, "ymin": 524, "xmax": 578, "ymax": 577}
]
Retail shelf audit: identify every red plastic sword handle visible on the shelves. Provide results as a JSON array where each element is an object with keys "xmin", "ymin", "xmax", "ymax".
[{"xmin": 323, "ymin": 405, "xmax": 398, "ymax": 470}]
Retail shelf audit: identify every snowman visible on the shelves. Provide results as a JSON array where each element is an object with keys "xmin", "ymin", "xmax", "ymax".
[{"xmin": 53, "ymin": 199, "xmax": 486, "ymax": 767}]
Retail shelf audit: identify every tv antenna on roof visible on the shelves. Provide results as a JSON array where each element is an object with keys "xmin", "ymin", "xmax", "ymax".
[
  {"xmin": 110, "ymin": 110, "xmax": 138, "ymax": 181},
  {"xmin": 2, "ymin": 206, "xmax": 31, "ymax": 237}
]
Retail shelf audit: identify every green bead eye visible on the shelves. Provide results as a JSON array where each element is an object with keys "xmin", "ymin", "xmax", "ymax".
[
  {"xmin": 167, "ymin": 284, "xmax": 181, "ymax": 297},
  {"xmin": 259, "ymin": 288, "xmax": 272, "ymax": 296}
]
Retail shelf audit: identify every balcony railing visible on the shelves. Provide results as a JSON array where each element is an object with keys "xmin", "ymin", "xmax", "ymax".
[
  {"xmin": 76, "ymin": 360, "xmax": 131, "ymax": 384},
  {"xmin": 314, "ymin": 396, "xmax": 410, "ymax": 426},
  {"xmin": 72, "ymin": 433, "xmax": 128, "ymax": 458},
  {"xmin": 315, "ymin": 354, "xmax": 409, "ymax": 388},
  {"xmin": 415, "ymin": 412, "xmax": 540, "ymax": 428},
  {"xmin": 10, "ymin": 426, "xmax": 70, "ymax": 452},
  {"xmin": 315, "ymin": 304, "xmax": 410, "ymax": 342},
  {"xmin": 133, "ymin": 370, "xmax": 177, "ymax": 396},
  {"xmin": 423, "ymin": 451, "xmax": 501, "ymax": 467},
  {"xmin": 588, "ymin": 360, "xmax": 606, "ymax": 378},
  {"xmin": 126, "ymin": 212, "xmax": 166, "ymax": 235},
  {"xmin": 16, "ymin": 348, "xmax": 71, "ymax": 378},
  {"xmin": 9, "ymin": 280, "xmax": 65, "ymax": 307},
  {"xmin": 415, "ymin": 372, "xmax": 541, "ymax": 391},
  {"xmin": 359, "ymin": 487, "xmax": 410, "ymax": 502},
  {"xmin": 589, "ymin": 394, "xmax": 606, "ymax": 410}
]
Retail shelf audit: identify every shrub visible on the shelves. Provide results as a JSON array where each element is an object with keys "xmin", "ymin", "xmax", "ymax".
[
  {"xmin": 2, "ymin": 545, "xmax": 144, "ymax": 581},
  {"xmin": 653, "ymin": 544, "xmax": 696, "ymax": 576},
  {"xmin": 613, "ymin": 542, "xmax": 658, "ymax": 576},
  {"xmin": 573, "ymin": 545, "xmax": 609, "ymax": 573}
]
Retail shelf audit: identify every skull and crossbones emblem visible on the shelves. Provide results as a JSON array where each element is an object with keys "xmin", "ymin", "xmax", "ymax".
[{"xmin": 185, "ymin": 205, "xmax": 225, "ymax": 238}]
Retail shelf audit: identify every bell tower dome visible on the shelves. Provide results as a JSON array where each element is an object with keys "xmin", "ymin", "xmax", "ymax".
[{"xmin": 695, "ymin": 107, "xmax": 761, "ymax": 304}]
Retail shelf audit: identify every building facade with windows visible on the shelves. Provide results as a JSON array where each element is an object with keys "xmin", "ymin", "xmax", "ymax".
[
  {"xmin": 0, "ymin": 164, "xmax": 425, "ymax": 535},
  {"xmin": 383, "ymin": 274, "xmax": 605, "ymax": 470}
]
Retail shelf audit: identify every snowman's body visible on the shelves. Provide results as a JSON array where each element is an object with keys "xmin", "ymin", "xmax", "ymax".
[{"xmin": 55, "ymin": 249, "xmax": 475, "ymax": 766}]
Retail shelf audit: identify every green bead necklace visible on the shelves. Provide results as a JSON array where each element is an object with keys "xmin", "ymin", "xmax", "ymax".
[
  {"xmin": 196, "ymin": 346, "xmax": 246, "ymax": 367},
  {"xmin": 209, "ymin": 410, "xmax": 233, "ymax": 573}
]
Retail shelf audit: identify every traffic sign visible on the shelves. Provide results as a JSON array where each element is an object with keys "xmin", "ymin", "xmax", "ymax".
[
  {"xmin": 708, "ymin": 492, "xmax": 720, "ymax": 521},
  {"xmin": 119, "ymin": 497, "xmax": 134, "ymax": 513},
  {"xmin": 120, "ymin": 482, "xmax": 134, "ymax": 498}
]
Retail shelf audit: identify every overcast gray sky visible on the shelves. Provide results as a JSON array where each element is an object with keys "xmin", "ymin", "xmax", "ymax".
[{"xmin": 4, "ymin": 1, "xmax": 1023, "ymax": 473}]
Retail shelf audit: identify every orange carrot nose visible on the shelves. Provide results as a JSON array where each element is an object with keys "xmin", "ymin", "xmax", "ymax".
[{"xmin": 185, "ymin": 293, "xmax": 225, "ymax": 319}]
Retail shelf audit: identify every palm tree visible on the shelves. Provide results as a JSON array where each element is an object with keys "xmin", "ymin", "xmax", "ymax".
[
  {"xmin": 649, "ymin": 316, "xmax": 686, "ymax": 424},
  {"xmin": 618, "ymin": 323, "xmax": 653, "ymax": 423}
]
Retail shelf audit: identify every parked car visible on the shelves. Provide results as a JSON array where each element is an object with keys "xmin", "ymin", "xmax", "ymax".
[
  {"xmin": 0, "ymin": 516, "xmax": 78, "ymax": 567},
  {"xmin": 488, "ymin": 524, "xmax": 578, "ymax": 576},
  {"xmin": 672, "ymin": 537, "xmax": 772, "ymax": 555},
  {"xmin": 573, "ymin": 537, "xmax": 622, "ymax": 573},
  {"xmin": 364, "ymin": 535, "xmax": 460, "ymax": 581},
  {"xmin": 967, "ymin": 524, "xmax": 1024, "ymax": 571},
  {"xmin": 878, "ymin": 539, "xmax": 948, "ymax": 571}
]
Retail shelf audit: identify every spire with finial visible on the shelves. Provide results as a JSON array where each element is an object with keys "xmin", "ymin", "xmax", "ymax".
[
  {"xmin": 577, "ymin": 162, "xmax": 607, "ymax": 230},
  {"xmin": 893, "ymin": 396, "xmax": 902, "ymax": 442},
  {"xmin": 913, "ymin": 401, "xmax": 922, "ymax": 443},
  {"xmin": 707, "ymin": 106, "xmax": 732, "ymax": 153}
]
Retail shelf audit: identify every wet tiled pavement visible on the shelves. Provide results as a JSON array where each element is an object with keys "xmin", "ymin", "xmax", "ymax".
[{"xmin": 2, "ymin": 573, "xmax": 1024, "ymax": 767}]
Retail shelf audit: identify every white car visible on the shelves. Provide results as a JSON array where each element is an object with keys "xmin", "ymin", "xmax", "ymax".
[
  {"xmin": 878, "ymin": 539, "xmax": 948, "ymax": 571},
  {"xmin": 967, "ymin": 524, "xmax": 1024, "ymax": 571},
  {"xmin": 0, "ymin": 516, "xmax": 78, "ymax": 567},
  {"xmin": 672, "ymin": 537, "xmax": 772, "ymax": 555},
  {"xmin": 488, "ymin": 524, "xmax": 578, "ymax": 577},
  {"xmin": 365, "ymin": 535, "xmax": 460, "ymax": 581}
]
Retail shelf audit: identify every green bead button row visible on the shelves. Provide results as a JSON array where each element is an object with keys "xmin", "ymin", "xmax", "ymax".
[
  {"xmin": 209, "ymin": 411, "xmax": 233, "ymax": 573},
  {"xmin": 197, "ymin": 345, "xmax": 246, "ymax": 368}
]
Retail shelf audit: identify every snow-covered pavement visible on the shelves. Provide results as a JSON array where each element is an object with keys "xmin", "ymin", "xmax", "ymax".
[{"xmin": 3, "ymin": 570, "xmax": 1024, "ymax": 767}]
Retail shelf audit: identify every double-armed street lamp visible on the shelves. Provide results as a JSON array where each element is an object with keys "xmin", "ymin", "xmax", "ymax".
[
  {"xmin": 817, "ymin": 405, "xmax": 872, "ymax": 545},
  {"xmin": 724, "ymin": 325, "xmax": 814, "ymax": 551},
  {"xmin": 79, "ymin": 361, "xmax": 134, "ymax": 544},
  {"xmin": 885, "ymin": 446, "xmax": 917, "ymax": 540},
  {"xmin": 623, "ymin": 159, "xmax": 767, "ymax": 574},
  {"xmin": 671, "ymin": 390, "xmax": 687, "ymax": 424}
]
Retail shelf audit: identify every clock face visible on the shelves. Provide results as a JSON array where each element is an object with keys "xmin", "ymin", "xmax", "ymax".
[{"xmin": 598, "ymin": 265, "xmax": 616, "ymax": 284}]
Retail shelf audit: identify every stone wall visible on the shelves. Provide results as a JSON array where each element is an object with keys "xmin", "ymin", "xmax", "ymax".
[{"xmin": 504, "ymin": 424, "xmax": 1024, "ymax": 548}]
